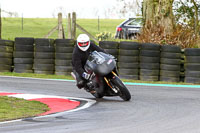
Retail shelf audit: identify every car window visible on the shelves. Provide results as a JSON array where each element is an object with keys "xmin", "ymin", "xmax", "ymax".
[{"xmin": 126, "ymin": 18, "xmax": 142, "ymax": 27}]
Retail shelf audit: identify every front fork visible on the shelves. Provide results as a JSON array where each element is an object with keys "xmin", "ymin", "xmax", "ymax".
[{"xmin": 104, "ymin": 71, "xmax": 118, "ymax": 93}]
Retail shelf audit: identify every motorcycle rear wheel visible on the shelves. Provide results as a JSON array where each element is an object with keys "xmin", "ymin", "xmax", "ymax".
[{"xmin": 111, "ymin": 76, "xmax": 131, "ymax": 101}]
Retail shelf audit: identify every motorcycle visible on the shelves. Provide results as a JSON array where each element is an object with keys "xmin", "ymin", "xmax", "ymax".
[{"xmin": 72, "ymin": 51, "xmax": 131, "ymax": 101}]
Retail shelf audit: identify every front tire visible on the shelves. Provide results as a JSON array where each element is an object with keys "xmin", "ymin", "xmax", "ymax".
[{"xmin": 111, "ymin": 76, "xmax": 131, "ymax": 101}]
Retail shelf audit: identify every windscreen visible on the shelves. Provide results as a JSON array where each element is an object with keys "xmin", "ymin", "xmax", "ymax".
[{"xmin": 89, "ymin": 51, "xmax": 105, "ymax": 64}]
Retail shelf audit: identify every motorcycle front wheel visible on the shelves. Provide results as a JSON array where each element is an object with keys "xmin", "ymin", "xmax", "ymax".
[{"xmin": 111, "ymin": 76, "xmax": 131, "ymax": 101}]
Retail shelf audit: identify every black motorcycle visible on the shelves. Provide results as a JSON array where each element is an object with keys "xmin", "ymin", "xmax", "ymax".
[{"xmin": 72, "ymin": 51, "xmax": 131, "ymax": 101}]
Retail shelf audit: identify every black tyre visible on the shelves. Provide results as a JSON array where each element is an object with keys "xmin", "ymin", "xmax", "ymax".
[
  {"xmin": 118, "ymin": 56, "xmax": 139, "ymax": 63},
  {"xmin": 34, "ymin": 59, "xmax": 54, "ymax": 64},
  {"xmin": 0, "ymin": 39, "xmax": 14, "ymax": 46},
  {"xmin": 117, "ymin": 62, "xmax": 139, "ymax": 69},
  {"xmin": 185, "ymin": 48, "xmax": 200, "ymax": 56},
  {"xmin": 34, "ymin": 52, "xmax": 54, "ymax": 59},
  {"xmin": 55, "ymin": 60, "xmax": 72, "ymax": 66},
  {"xmin": 185, "ymin": 71, "xmax": 200, "ymax": 77},
  {"xmin": 0, "ymin": 52, "xmax": 13, "ymax": 58},
  {"xmin": 140, "ymin": 69, "xmax": 159, "ymax": 76},
  {"xmin": 141, "ymin": 43, "xmax": 160, "ymax": 50},
  {"xmin": 55, "ymin": 39, "xmax": 74, "ymax": 45},
  {"xmin": 140, "ymin": 50, "xmax": 160, "ymax": 57},
  {"xmin": 0, "ymin": 58, "xmax": 12, "ymax": 65},
  {"xmin": 56, "ymin": 47, "xmax": 74, "ymax": 53},
  {"xmin": 160, "ymin": 64, "xmax": 180, "ymax": 71},
  {"xmin": 185, "ymin": 56, "xmax": 200, "ymax": 63},
  {"xmin": 119, "ymin": 75, "xmax": 138, "ymax": 80},
  {"xmin": 111, "ymin": 76, "xmax": 131, "ymax": 101},
  {"xmin": 161, "ymin": 52, "xmax": 181, "ymax": 59},
  {"xmin": 161, "ymin": 45, "xmax": 181, "ymax": 53},
  {"xmin": 0, "ymin": 64, "xmax": 12, "ymax": 71},
  {"xmin": 13, "ymin": 69, "xmax": 33, "ymax": 73},
  {"xmin": 119, "ymin": 49, "xmax": 139, "ymax": 56},
  {"xmin": 35, "ymin": 38, "xmax": 54, "ymax": 46},
  {"xmin": 159, "ymin": 76, "xmax": 180, "ymax": 82},
  {"xmin": 119, "ymin": 41, "xmax": 140, "ymax": 50},
  {"xmin": 35, "ymin": 45, "xmax": 55, "ymax": 52},
  {"xmin": 140, "ymin": 56, "xmax": 160, "ymax": 63},
  {"xmin": 99, "ymin": 41, "xmax": 119, "ymax": 49},
  {"xmin": 118, "ymin": 68, "xmax": 138, "ymax": 75},
  {"xmin": 160, "ymin": 58, "xmax": 181, "ymax": 65},
  {"xmin": 55, "ymin": 66, "xmax": 72, "ymax": 72},
  {"xmin": 15, "ymin": 37, "xmax": 34, "ymax": 45},
  {"xmin": 184, "ymin": 77, "xmax": 200, "ymax": 84},
  {"xmin": 14, "ymin": 64, "xmax": 33, "ymax": 70},
  {"xmin": 55, "ymin": 53, "xmax": 72, "ymax": 60},
  {"xmin": 160, "ymin": 70, "xmax": 180, "ymax": 77},
  {"xmin": 14, "ymin": 45, "xmax": 33, "ymax": 51},
  {"xmin": 33, "ymin": 64, "xmax": 54, "ymax": 71},
  {"xmin": 184, "ymin": 63, "xmax": 200, "ymax": 71},
  {"xmin": 104, "ymin": 49, "xmax": 118, "ymax": 55},
  {"xmin": 14, "ymin": 58, "xmax": 33, "ymax": 64},
  {"xmin": 0, "ymin": 46, "xmax": 13, "ymax": 53},
  {"xmin": 140, "ymin": 63, "xmax": 159, "ymax": 70},
  {"xmin": 13, "ymin": 52, "xmax": 33, "ymax": 58}
]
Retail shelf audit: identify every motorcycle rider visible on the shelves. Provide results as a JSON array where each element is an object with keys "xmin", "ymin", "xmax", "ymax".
[{"xmin": 72, "ymin": 34, "xmax": 105, "ymax": 92}]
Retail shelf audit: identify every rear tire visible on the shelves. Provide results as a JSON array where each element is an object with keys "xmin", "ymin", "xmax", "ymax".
[{"xmin": 111, "ymin": 76, "xmax": 131, "ymax": 101}]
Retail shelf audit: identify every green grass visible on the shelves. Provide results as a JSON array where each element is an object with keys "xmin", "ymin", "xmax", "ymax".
[
  {"xmin": 1, "ymin": 17, "xmax": 125, "ymax": 41},
  {"xmin": 0, "ymin": 96, "xmax": 49, "ymax": 122}
]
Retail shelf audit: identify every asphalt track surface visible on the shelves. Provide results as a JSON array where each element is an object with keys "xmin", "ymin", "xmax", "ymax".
[{"xmin": 1, "ymin": 76, "xmax": 200, "ymax": 133}]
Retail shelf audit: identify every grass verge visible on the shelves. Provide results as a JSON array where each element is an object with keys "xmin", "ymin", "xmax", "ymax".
[{"xmin": 0, "ymin": 96, "xmax": 49, "ymax": 122}]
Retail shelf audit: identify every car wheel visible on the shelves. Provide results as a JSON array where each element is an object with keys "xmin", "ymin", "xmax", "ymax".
[{"xmin": 129, "ymin": 34, "xmax": 137, "ymax": 40}]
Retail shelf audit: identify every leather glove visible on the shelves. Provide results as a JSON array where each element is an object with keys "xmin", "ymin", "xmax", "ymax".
[{"xmin": 82, "ymin": 72, "xmax": 90, "ymax": 80}]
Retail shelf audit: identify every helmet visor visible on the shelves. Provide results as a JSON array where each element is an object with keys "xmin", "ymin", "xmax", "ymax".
[{"xmin": 78, "ymin": 41, "xmax": 89, "ymax": 47}]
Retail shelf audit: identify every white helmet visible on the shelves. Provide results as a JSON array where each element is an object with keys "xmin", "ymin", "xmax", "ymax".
[{"xmin": 77, "ymin": 34, "xmax": 90, "ymax": 51}]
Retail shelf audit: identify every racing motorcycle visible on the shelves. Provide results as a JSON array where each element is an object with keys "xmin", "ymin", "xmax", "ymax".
[{"xmin": 72, "ymin": 51, "xmax": 131, "ymax": 101}]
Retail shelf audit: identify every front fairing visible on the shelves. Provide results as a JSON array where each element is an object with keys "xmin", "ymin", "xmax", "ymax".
[
  {"xmin": 85, "ymin": 51, "xmax": 116, "ymax": 76},
  {"xmin": 96, "ymin": 58, "xmax": 115, "ymax": 76}
]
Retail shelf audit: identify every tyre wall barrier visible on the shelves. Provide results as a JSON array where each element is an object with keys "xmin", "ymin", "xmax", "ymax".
[
  {"xmin": 13, "ymin": 37, "xmax": 34, "ymax": 73},
  {"xmin": 160, "ymin": 45, "xmax": 182, "ymax": 82},
  {"xmin": 99, "ymin": 41, "xmax": 199, "ymax": 84},
  {"xmin": 0, "ymin": 40, "xmax": 14, "ymax": 72},
  {"xmin": 1, "ymin": 38, "xmax": 200, "ymax": 84},
  {"xmin": 118, "ymin": 41, "xmax": 140, "ymax": 80},
  {"xmin": 33, "ymin": 38, "xmax": 55, "ymax": 74},
  {"xmin": 99, "ymin": 41, "xmax": 119, "ymax": 59},
  {"xmin": 184, "ymin": 48, "xmax": 200, "ymax": 84},
  {"xmin": 55, "ymin": 39, "xmax": 74, "ymax": 75},
  {"xmin": 139, "ymin": 43, "xmax": 161, "ymax": 81}
]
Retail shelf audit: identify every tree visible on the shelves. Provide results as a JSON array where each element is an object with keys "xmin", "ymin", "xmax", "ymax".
[
  {"xmin": 173, "ymin": 0, "xmax": 200, "ymax": 35},
  {"xmin": 143, "ymin": 0, "xmax": 175, "ymax": 34}
]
